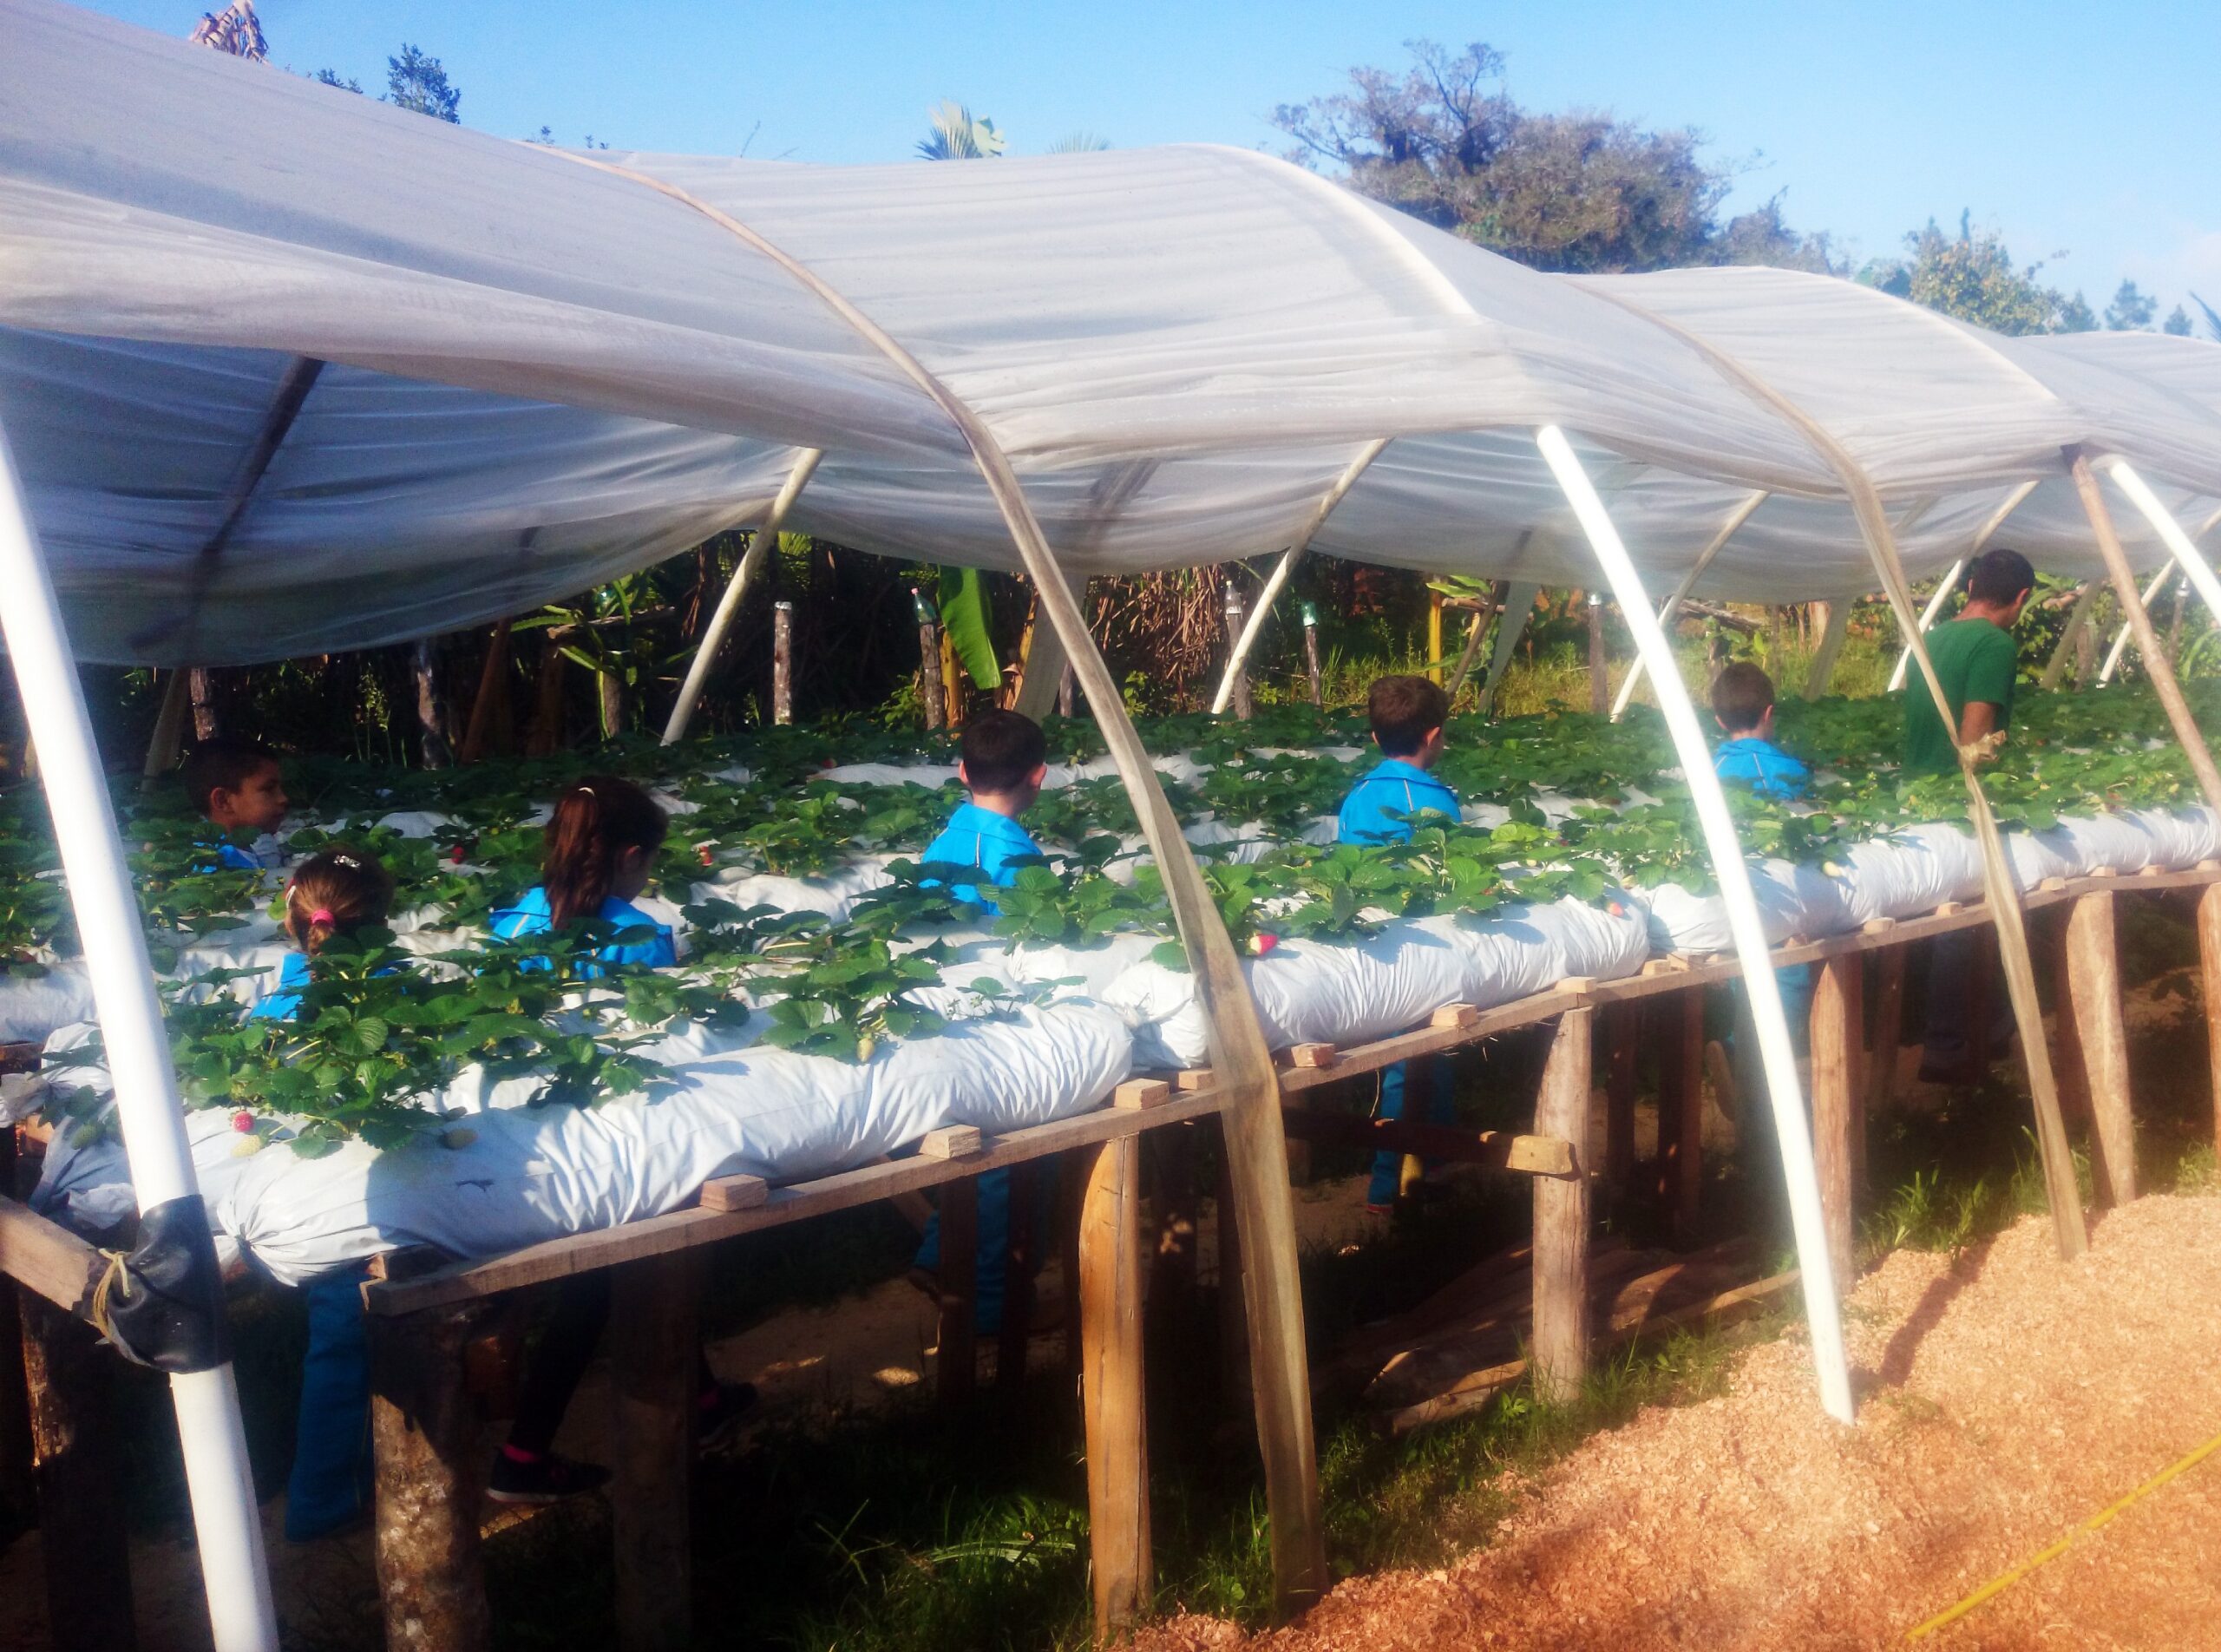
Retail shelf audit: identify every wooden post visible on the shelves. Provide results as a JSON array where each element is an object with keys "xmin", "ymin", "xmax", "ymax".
[
  {"xmin": 997, "ymin": 1162, "xmax": 1037, "ymax": 1392},
  {"xmin": 188, "ymin": 665, "xmax": 219, "ymax": 742},
  {"xmin": 1301, "ymin": 608, "xmax": 1323, "ymax": 708},
  {"xmin": 370, "ymin": 1303, "xmax": 492, "ymax": 1652},
  {"xmin": 19, "ymin": 1296, "xmax": 135, "ymax": 1652},
  {"xmin": 770, "ymin": 600, "xmax": 794, "ymax": 727},
  {"xmin": 2201, "ymin": 884, "xmax": 2221, "ymax": 1160},
  {"xmin": 2066, "ymin": 893, "xmax": 2137, "ymax": 1206},
  {"xmin": 610, "ymin": 1255, "xmax": 698, "ymax": 1652},
  {"xmin": 457, "ymin": 619, "xmax": 513, "ymax": 764},
  {"xmin": 525, "ymin": 633, "xmax": 567, "ymax": 757},
  {"xmin": 2041, "ymin": 581, "xmax": 2101, "ymax": 690},
  {"xmin": 1223, "ymin": 583, "xmax": 1253, "ymax": 722},
  {"xmin": 935, "ymin": 1177, "xmax": 978, "ymax": 1408},
  {"xmin": 1078, "ymin": 1137, "xmax": 1151, "ymax": 1642},
  {"xmin": 141, "ymin": 667, "xmax": 193, "ymax": 789},
  {"xmin": 1867, "ymin": 945, "xmax": 1905, "ymax": 1117},
  {"xmin": 413, "ymin": 637, "xmax": 454, "ymax": 768},
  {"xmin": 1531, "ymin": 1007, "xmax": 1593, "ymax": 1405},
  {"xmin": 1603, "ymin": 1000, "xmax": 1637, "ymax": 1197},
  {"xmin": 1656, "ymin": 987, "xmax": 1704, "ymax": 1246},
  {"xmin": 916, "ymin": 596, "xmax": 944, "ymax": 731},
  {"xmin": 1803, "ymin": 598, "xmax": 1851, "ymax": 699},
  {"xmin": 1428, "ymin": 588, "xmax": 1445, "ymax": 687},
  {"xmin": 1811, "ymin": 955, "xmax": 1864, "ymax": 1289},
  {"xmin": 1587, "ymin": 593, "xmax": 1607, "ymax": 716}
]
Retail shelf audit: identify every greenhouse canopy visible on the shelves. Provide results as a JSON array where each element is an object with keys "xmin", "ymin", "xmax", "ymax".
[{"xmin": 4, "ymin": 0, "xmax": 2220, "ymax": 665}]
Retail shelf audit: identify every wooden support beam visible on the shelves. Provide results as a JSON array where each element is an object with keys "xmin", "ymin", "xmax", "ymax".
[
  {"xmin": 1530, "ymin": 1008, "xmax": 1593, "ymax": 1405},
  {"xmin": 698, "ymin": 1173, "xmax": 768, "ymax": 1212},
  {"xmin": 770, "ymin": 600, "xmax": 795, "ymax": 726},
  {"xmin": 1811, "ymin": 955, "xmax": 1864, "ymax": 1289},
  {"xmin": 1656, "ymin": 988, "xmax": 1704, "ymax": 1247},
  {"xmin": 919, "ymin": 1125, "xmax": 983, "ymax": 1160},
  {"xmin": 1604, "ymin": 1000, "xmax": 1638, "ymax": 1197},
  {"xmin": 370, "ymin": 1303, "xmax": 492, "ymax": 1652},
  {"xmin": 19, "ymin": 1294, "xmax": 136, "ymax": 1652},
  {"xmin": 1276, "ymin": 1111, "xmax": 1573, "ymax": 1176},
  {"xmin": 2065, "ymin": 893, "xmax": 2137, "ymax": 1207},
  {"xmin": 1078, "ymin": 1137, "xmax": 1151, "ymax": 1642},
  {"xmin": 0, "ymin": 1195, "xmax": 103, "ymax": 1315},
  {"xmin": 2202, "ymin": 884, "xmax": 2221, "ymax": 1162},
  {"xmin": 610, "ymin": 1255, "xmax": 698, "ymax": 1652},
  {"xmin": 1867, "ymin": 945, "xmax": 1905, "ymax": 1118},
  {"xmin": 935, "ymin": 1177, "xmax": 978, "ymax": 1409}
]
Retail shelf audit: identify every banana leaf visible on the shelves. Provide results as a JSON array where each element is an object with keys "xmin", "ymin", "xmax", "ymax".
[{"xmin": 937, "ymin": 566, "xmax": 1000, "ymax": 690}]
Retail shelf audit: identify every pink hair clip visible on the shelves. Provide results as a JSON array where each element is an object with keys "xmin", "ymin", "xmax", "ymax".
[{"xmin": 308, "ymin": 908, "xmax": 336, "ymax": 925}]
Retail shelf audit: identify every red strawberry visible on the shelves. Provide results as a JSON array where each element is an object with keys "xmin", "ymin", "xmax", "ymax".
[{"xmin": 232, "ymin": 1111, "xmax": 256, "ymax": 1133}]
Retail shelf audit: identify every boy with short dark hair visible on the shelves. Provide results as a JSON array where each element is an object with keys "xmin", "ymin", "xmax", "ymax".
[
  {"xmin": 1338, "ymin": 675, "xmax": 1458, "ymax": 845},
  {"xmin": 919, "ymin": 709, "xmax": 1050, "ymax": 905},
  {"xmin": 179, "ymin": 738, "xmax": 290, "ymax": 869},
  {"xmin": 1903, "ymin": 547, "xmax": 2034, "ymax": 774},
  {"xmin": 914, "ymin": 709, "xmax": 1052, "ymax": 1329},
  {"xmin": 1339, "ymin": 676, "xmax": 1461, "ymax": 1214},
  {"xmin": 1710, "ymin": 662, "xmax": 1810, "ymax": 799}
]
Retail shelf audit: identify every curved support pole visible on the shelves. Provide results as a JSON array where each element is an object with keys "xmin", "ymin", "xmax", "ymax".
[
  {"xmin": 1885, "ymin": 480, "xmax": 2037, "ymax": 692},
  {"xmin": 2098, "ymin": 564, "xmax": 2176, "ymax": 686},
  {"xmin": 2068, "ymin": 452, "xmax": 2221, "ymax": 816},
  {"xmin": 1538, "ymin": 427, "xmax": 1853, "ymax": 1424},
  {"xmin": 660, "ymin": 448, "xmax": 822, "ymax": 744},
  {"xmin": 1209, "ymin": 438, "xmax": 1390, "ymax": 716},
  {"xmin": 1477, "ymin": 581, "xmax": 1540, "ymax": 713},
  {"xmin": 0, "ymin": 425, "xmax": 278, "ymax": 1650},
  {"xmin": 547, "ymin": 148, "xmax": 1327, "ymax": 1614},
  {"xmin": 1609, "ymin": 489, "xmax": 1766, "ymax": 721}
]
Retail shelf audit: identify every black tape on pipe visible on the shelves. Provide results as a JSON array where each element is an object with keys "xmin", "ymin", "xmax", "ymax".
[{"xmin": 101, "ymin": 1194, "xmax": 233, "ymax": 1372}]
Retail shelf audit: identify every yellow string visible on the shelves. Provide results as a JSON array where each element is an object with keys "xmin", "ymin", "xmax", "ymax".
[{"xmin": 1905, "ymin": 1424, "xmax": 2221, "ymax": 1641}]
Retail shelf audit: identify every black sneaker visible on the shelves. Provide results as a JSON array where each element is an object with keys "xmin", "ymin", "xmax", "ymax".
[
  {"xmin": 696, "ymin": 1381, "xmax": 760, "ymax": 1452},
  {"xmin": 486, "ymin": 1449, "xmax": 611, "ymax": 1506}
]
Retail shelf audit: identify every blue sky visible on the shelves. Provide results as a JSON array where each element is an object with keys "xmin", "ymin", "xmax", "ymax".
[{"xmin": 83, "ymin": 0, "xmax": 2221, "ymax": 319}]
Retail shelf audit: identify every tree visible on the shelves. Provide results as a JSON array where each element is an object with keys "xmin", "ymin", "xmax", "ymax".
[
  {"xmin": 188, "ymin": 0, "xmax": 266, "ymax": 62},
  {"xmin": 1273, "ymin": 40, "xmax": 1837, "ymax": 273},
  {"xmin": 1858, "ymin": 213, "xmax": 2075, "ymax": 335},
  {"xmin": 2164, "ymin": 305, "xmax": 2193, "ymax": 336},
  {"xmin": 2056, "ymin": 291, "xmax": 2099, "ymax": 333},
  {"xmin": 314, "ymin": 69, "xmax": 364, "ymax": 94},
  {"xmin": 2105, "ymin": 278, "xmax": 2158, "ymax": 331},
  {"xmin": 917, "ymin": 102, "xmax": 1004, "ymax": 161},
  {"xmin": 386, "ymin": 44, "xmax": 460, "ymax": 122}
]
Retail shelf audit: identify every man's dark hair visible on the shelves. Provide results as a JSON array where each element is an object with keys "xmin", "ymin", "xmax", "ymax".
[
  {"xmin": 1710, "ymin": 661, "xmax": 1777, "ymax": 735},
  {"xmin": 960, "ymin": 710, "xmax": 1048, "ymax": 794},
  {"xmin": 179, "ymin": 738, "xmax": 279, "ymax": 819},
  {"xmin": 1967, "ymin": 547, "xmax": 2036, "ymax": 607},
  {"xmin": 1367, "ymin": 675, "xmax": 1451, "ymax": 758}
]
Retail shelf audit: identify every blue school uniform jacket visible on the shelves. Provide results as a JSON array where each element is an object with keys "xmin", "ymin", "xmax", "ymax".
[
  {"xmin": 1713, "ymin": 737, "xmax": 1810, "ymax": 800},
  {"xmin": 488, "ymin": 887, "xmax": 678, "ymax": 975},
  {"xmin": 1337, "ymin": 759, "xmax": 1460, "ymax": 846},
  {"xmin": 919, "ymin": 803, "xmax": 1043, "ymax": 905},
  {"xmin": 247, "ymin": 953, "xmax": 311, "ymax": 1021}
]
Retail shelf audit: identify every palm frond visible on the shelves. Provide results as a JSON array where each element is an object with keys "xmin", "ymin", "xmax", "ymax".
[
  {"xmin": 917, "ymin": 101, "xmax": 1006, "ymax": 161},
  {"xmin": 1044, "ymin": 131, "xmax": 1111, "ymax": 154}
]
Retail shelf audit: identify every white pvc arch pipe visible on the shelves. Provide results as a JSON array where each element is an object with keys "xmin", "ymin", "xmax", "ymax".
[
  {"xmin": 660, "ymin": 447, "xmax": 822, "ymax": 744},
  {"xmin": 1609, "ymin": 488, "xmax": 1767, "ymax": 721},
  {"xmin": 1537, "ymin": 426, "xmax": 1853, "ymax": 1425},
  {"xmin": 1209, "ymin": 438, "xmax": 1390, "ymax": 716},
  {"xmin": 0, "ymin": 426, "xmax": 279, "ymax": 1650},
  {"xmin": 2099, "ymin": 563, "xmax": 2178, "ymax": 685}
]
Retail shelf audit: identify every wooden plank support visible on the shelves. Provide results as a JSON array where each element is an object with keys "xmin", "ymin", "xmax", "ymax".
[
  {"xmin": 919, "ymin": 1124, "xmax": 983, "ymax": 1160},
  {"xmin": 1078, "ymin": 1136, "xmax": 1151, "ymax": 1643},
  {"xmin": 2202, "ymin": 883, "xmax": 2221, "ymax": 1160},
  {"xmin": 19, "ymin": 1293, "xmax": 136, "ymax": 1652},
  {"xmin": 1811, "ymin": 954, "xmax": 1864, "ymax": 1289},
  {"xmin": 935, "ymin": 1177, "xmax": 978, "ymax": 1408},
  {"xmin": 1286, "ymin": 1043, "xmax": 1338, "ymax": 1070},
  {"xmin": 2065, "ymin": 892, "xmax": 2138, "ymax": 1206},
  {"xmin": 697, "ymin": 1173, "xmax": 768, "ymax": 1212},
  {"xmin": 1530, "ymin": 1007, "xmax": 1593, "ymax": 1405},
  {"xmin": 1603, "ymin": 1000, "xmax": 1638, "ymax": 1196},
  {"xmin": 0, "ymin": 1195, "xmax": 103, "ymax": 1315},
  {"xmin": 1277, "ymin": 1111, "xmax": 1573, "ymax": 1176},
  {"xmin": 1656, "ymin": 988, "xmax": 1704, "ymax": 1247},
  {"xmin": 1113, "ymin": 1078, "xmax": 1172, "ymax": 1111},
  {"xmin": 610, "ymin": 1254, "xmax": 698, "ymax": 1652},
  {"xmin": 370, "ymin": 1302, "xmax": 493, "ymax": 1652}
]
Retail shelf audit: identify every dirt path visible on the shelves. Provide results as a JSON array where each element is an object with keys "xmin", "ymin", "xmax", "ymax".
[{"xmin": 1137, "ymin": 1193, "xmax": 2221, "ymax": 1652}]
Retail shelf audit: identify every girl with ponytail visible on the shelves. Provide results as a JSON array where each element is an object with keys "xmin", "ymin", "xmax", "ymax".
[
  {"xmin": 250, "ymin": 847, "xmax": 396, "ymax": 1022},
  {"xmin": 489, "ymin": 776, "xmax": 678, "ymax": 972}
]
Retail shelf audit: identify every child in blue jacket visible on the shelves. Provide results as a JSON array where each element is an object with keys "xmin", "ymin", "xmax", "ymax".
[
  {"xmin": 1339, "ymin": 676, "xmax": 1461, "ymax": 1214},
  {"xmin": 914, "ymin": 711, "xmax": 1051, "ymax": 1335},
  {"xmin": 180, "ymin": 738, "xmax": 291, "ymax": 871}
]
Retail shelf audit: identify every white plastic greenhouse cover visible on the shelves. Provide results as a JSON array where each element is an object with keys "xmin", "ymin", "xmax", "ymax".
[{"xmin": 2, "ymin": 0, "xmax": 2219, "ymax": 664}]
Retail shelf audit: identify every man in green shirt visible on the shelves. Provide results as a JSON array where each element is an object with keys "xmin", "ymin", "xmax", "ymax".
[
  {"xmin": 1907, "ymin": 547, "xmax": 2034, "ymax": 1082},
  {"xmin": 1903, "ymin": 547, "xmax": 2034, "ymax": 773}
]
